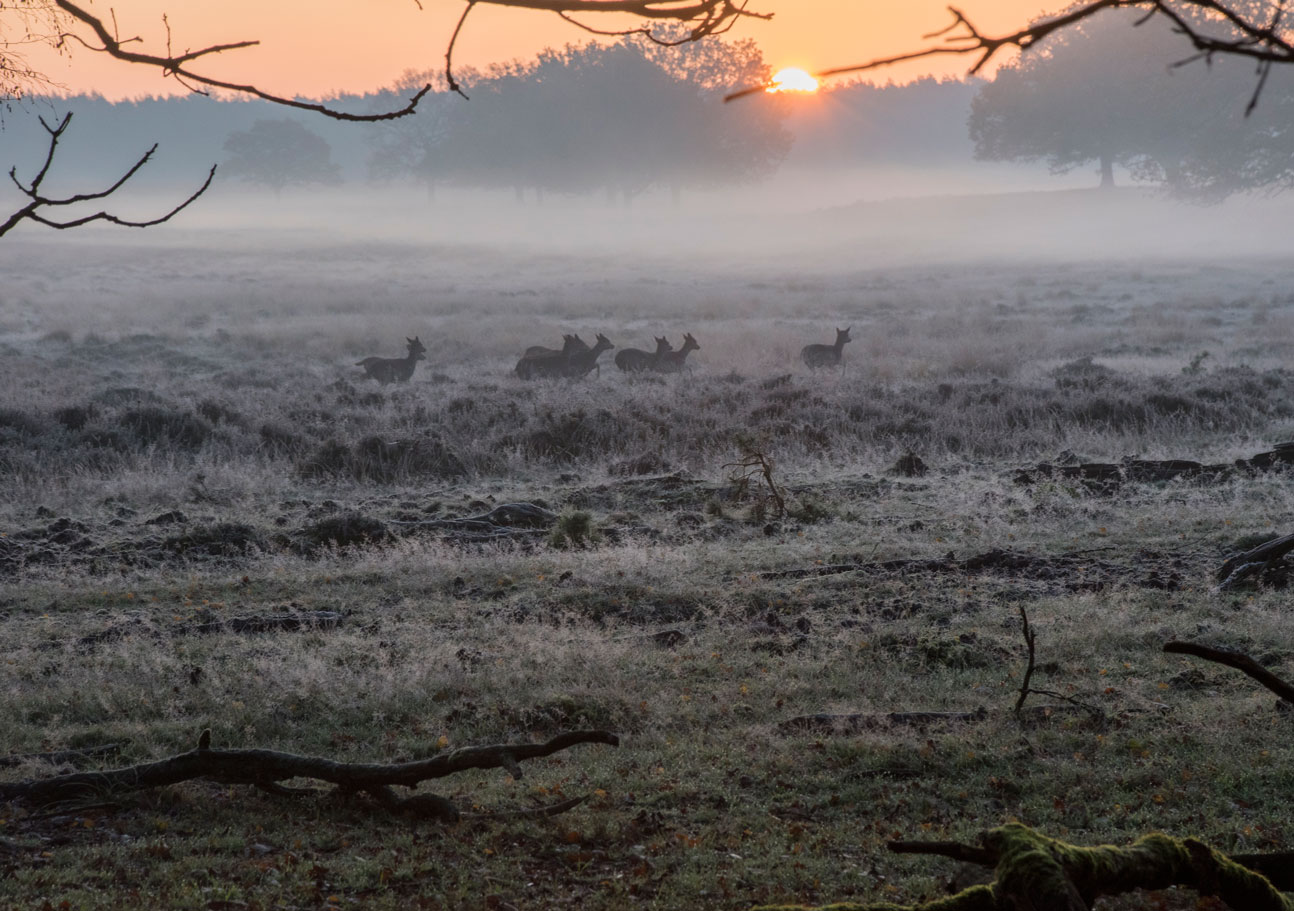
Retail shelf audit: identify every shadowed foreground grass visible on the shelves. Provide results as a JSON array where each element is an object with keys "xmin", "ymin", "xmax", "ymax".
[{"xmin": 3, "ymin": 246, "xmax": 1294, "ymax": 909}]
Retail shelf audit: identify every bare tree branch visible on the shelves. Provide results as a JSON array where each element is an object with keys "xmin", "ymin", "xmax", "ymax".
[
  {"xmin": 726, "ymin": 1, "xmax": 1294, "ymax": 102},
  {"xmin": 1163, "ymin": 640, "xmax": 1294, "ymax": 705},
  {"xmin": 43, "ymin": 0, "xmax": 766, "ymax": 119},
  {"xmin": 0, "ymin": 112, "xmax": 213, "ymax": 237},
  {"xmin": 445, "ymin": 0, "xmax": 767, "ymax": 93},
  {"xmin": 49, "ymin": 0, "xmax": 431, "ymax": 121}
]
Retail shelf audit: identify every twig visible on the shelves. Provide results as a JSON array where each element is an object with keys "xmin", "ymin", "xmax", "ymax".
[{"xmin": 1014, "ymin": 604, "xmax": 1037, "ymax": 715}]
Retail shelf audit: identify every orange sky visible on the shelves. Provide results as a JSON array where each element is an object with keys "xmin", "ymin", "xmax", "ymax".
[{"xmin": 29, "ymin": 1, "xmax": 1062, "ymax": 100}]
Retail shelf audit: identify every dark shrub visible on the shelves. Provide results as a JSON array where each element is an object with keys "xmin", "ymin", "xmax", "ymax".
[
  {"xmin": 93, "ymin": 387, "xmax": 164, "ymax": 406},
  {"xmin": 53, "ymin": 405, "xmax": 94, "ymax": 431},
  {"xmin": 353, "ymin": 435, "xmax": 466, "ymax": 482},
  {"xmin": 164, "ymin": 523, "xmax": 267, "ymax": 558},
  {"xmin": 259, "ymin": 423, "xmax": 308, "ymax": 457},
  {"xmin": 298, "ymin": 436, "xmax": 466, "ymax": 482},
  {"xmin": 525, "ymin": 409, "xmax": 632, "ymax": 464},
  {"xmin": 294, "ymin": 513, "xmax": 391, "ymax": 554},
  {"xmin": 197, "ymin": 399, "xmax": 249, "ymax": 427},
  {"xmin": 0, "ymin": 408, "xmax": 50, "ymax": 437},
  {"xmin": 120, "ymin": 408, "xmax": 213, "ymax": 450},
  {"xmin": 298, "ymin": 440, "xmax": 353, "ymax": 479}
]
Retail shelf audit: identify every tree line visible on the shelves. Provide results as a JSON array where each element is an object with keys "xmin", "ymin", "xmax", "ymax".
[{"xmin": 7, "ymin": 7, "xmax": 1294, "ymax": 211}]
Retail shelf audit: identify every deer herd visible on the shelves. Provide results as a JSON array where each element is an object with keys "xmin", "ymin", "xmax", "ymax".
[{"xmin": 356, "ymin": 328, "xmax": 851, "ymax": 384}]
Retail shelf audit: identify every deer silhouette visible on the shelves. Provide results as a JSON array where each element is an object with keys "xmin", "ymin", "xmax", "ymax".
[
  {"xmin": 524, "ymin": 334, "xmax": 590, "ymax": 359},
  {"xmin": 356, "ymin": 336, "xmax": 426, "ymax": 384},
  {"xmin": 615, "ymin": 336, "xmax": 673, "ymax": 373},
  {"xmin": 801, "ymin": 327, "xmax": 851, "ymax": 369},
  {"xmin": 563, "ymin": 333, "xmax": 615, "ymax": 378},
  {"xmin": 653, "ymin": 333, "xmax": 699, "ymax": 374},
  {"xmin": 516, "ymin": 334, "xmax": 612, "ymax": 379}
]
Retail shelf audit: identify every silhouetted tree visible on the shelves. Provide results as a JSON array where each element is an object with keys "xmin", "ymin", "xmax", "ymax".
[
  {"xmin": 967, "ymin": 6, "xmax": 1294, "ymax": 198},
  {"xmin": 222, "ymin": 118, "xmax": 342, "ymax": 194},
  {"xmin": 370, "ymin": 36, "xmax": 789, "ymax": 203}
]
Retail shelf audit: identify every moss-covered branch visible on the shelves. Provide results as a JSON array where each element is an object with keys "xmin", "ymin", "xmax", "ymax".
[{"xmin": 754, "ymin": 823, "xmax": 1293, "ymax": 911}]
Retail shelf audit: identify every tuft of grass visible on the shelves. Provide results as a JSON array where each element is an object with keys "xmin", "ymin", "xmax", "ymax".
[{"xmin": 549, "ymin": 510, "xmax": 597, "ymax": 549}]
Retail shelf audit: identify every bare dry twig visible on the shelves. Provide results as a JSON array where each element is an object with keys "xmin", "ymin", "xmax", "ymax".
[
  {"xmin": 724, "ymin": 436, "xmax": 786, "ymax": 519},
  {"xmin": 1013, "ymin": 605, "xmax": 1102, "ymax": 718}
]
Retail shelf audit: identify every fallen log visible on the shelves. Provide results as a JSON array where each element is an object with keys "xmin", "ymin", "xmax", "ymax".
[
  {"xmin": 1011, "ymin": 444, "xmax": 1294, "ymax": 492},
  {"xmin": 754, "ymin": 823, "xmax": 1293, "ymax": 910},
  {"xmin": 388, "ymin": 502, "xmax": 558, "ymax": 545},
  {"xmin": 0, "ymin": 729, "xmax": 619, "ymax": 820},
  {"xmin": 1216, "ymin": 532, "xmax": 1294, "ymax": 588}
]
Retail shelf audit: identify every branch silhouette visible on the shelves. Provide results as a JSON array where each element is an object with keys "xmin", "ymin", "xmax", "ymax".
[
  {"xmin": 0, "ymin": 112, "xmax": 213, "ymax": 237},
  {"xmin": 726, "ymin": 2, "xmax": 1294, "ymax": 103}
]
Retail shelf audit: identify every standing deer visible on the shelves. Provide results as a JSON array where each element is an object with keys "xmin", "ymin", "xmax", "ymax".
[
  {"xmin": 615, "ymin": 336, "xmax": 673, "ymax": 373},
  {"xmin": 525, "ymin": 334, "xmax": 590, "ymax": 359},
  {"xmin": 516, "ymin": 334, "xmax": 581, "ymax": 379},
  {"xmin": 563, "ymin": 333, "xmax": 615, "ymax": 378},
  {"xmin": 356, "ymin": 336, "xmax": 427, "ymax": 384},
  {"xmin": 801, "ymin": 327, "xmax": 851, "ymax": 369},
  {"xmin": 653, "ymin": 333, "xmax": 699, "ymax": 374}
]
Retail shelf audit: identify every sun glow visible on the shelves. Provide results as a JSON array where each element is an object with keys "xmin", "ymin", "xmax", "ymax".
[{"xmin": 767, "ymin": 67, "xmax": 820, "ymax": 93}]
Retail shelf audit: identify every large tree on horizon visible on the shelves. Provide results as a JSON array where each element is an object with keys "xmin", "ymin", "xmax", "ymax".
[
  {"xmin": 367, "ymin": 34, "xmax": 790, "ymax": 203},
  {"xmin": 967, "ymin": 5, "xmax": 1294, "ymax": 199},
  {"xmin": 222, "ymin": 118, "xmax": 342, "ymax": 195}
]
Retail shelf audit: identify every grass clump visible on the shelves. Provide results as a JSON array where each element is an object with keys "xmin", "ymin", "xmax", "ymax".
[{"xmin": 549, "ymin": 510, "xmax": 597, "ymax": 549}]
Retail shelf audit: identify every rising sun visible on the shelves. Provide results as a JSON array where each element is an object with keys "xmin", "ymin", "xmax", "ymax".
[{"xmin": 767, "ymin": 67, "xmax": 820, "ymax": 93}]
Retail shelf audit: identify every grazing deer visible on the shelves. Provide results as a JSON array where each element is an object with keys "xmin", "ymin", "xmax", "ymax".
[
  {"xmin": 801, "ymin": 327, "xmax": 851, "ymax": 369},
  {"xmin": 653, "ymin": 333, "xmax": 699, "ymax": 374},
  {"xmin": 615, "ymin": 336, "xmax": 673, "ymax": 373},
  {"xmin": 356, "ymin": 336, "xmax": 426, "ymax": 384},
  {"xmin": 563, "ymin": 333, "xmax": 615, "ymax": 378}
]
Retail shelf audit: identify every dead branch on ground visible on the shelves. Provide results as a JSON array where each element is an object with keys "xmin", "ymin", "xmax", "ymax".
[
  {"xmin": 1163, "ymin": 640, "xmax": 1294, "ymax": 705},
  {"xmin": 1, "ymin": 112, "xmax": 212, "ymax": 237},
  {"xmin": 756, "ymin": 822, "xmax": 1294, "ymax": 910},
  {"xmin": 1216, "ymin": 531, "xmax": 1294, "ymax": 589},
  {"xmin": 0, "ymin": 728, "xmax": 619, "ymax": 820}
]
